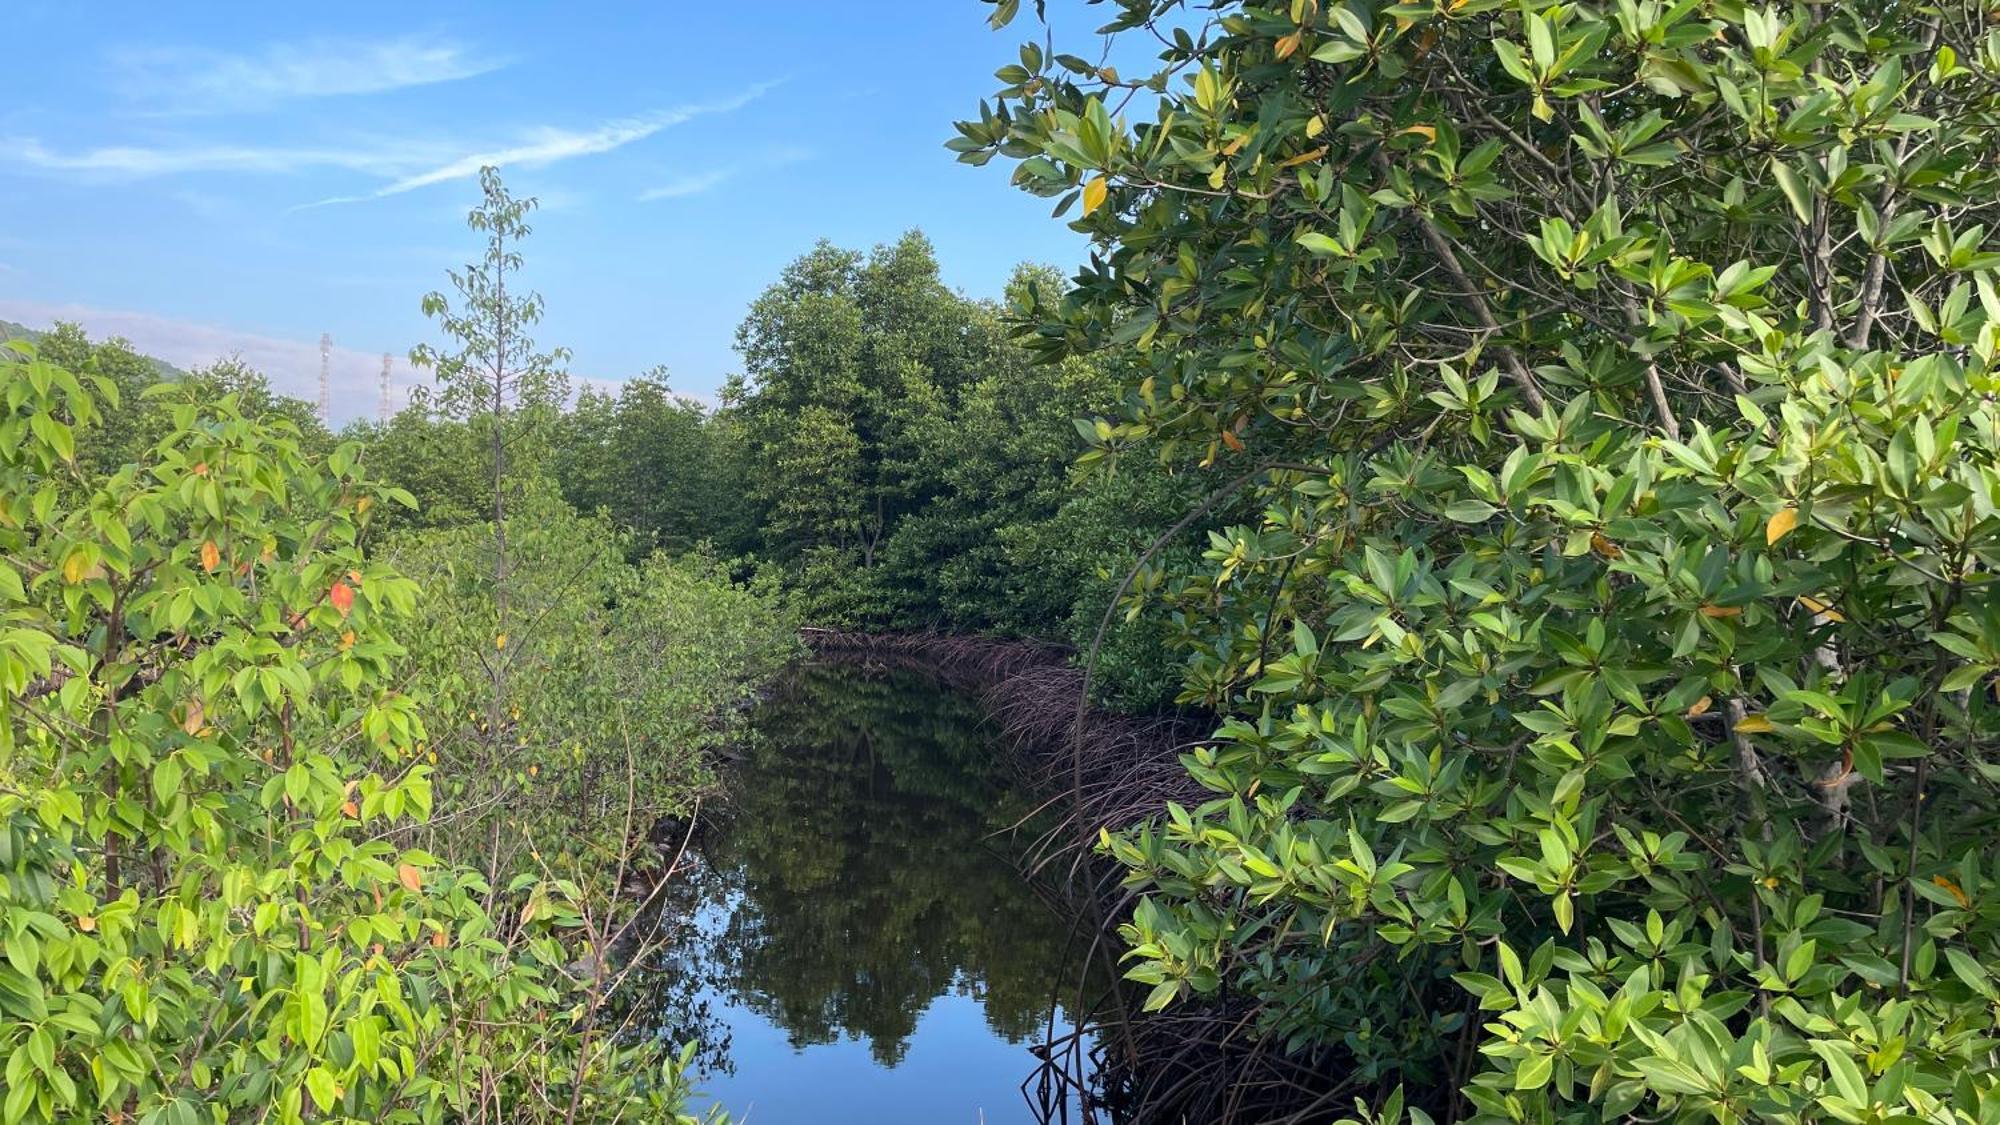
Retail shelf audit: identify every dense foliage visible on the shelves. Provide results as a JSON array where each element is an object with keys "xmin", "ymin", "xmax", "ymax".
[
  {"xmin": 0, "ymin": 169, "xmax": 795, "ymax": 1122},
  {"xmin": 963, "ymin": 0, "xmax": 2000, "ymax": 1120},
  {"xmin": 722, "ymin": 235, "xmax": 1199, "ymax": 704},
  {"xmin": 0, "ymin": 346, "xmax": 721, "ymax": 1122},
  {"xmin": 363, "ymin": 228, "xmax": 1199, "ymax": 708}
]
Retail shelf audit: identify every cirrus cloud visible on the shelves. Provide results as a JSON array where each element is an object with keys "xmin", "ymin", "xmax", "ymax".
[{"xmin": 109, "ymin": 35, "xmax": 508, "ymax": 114}]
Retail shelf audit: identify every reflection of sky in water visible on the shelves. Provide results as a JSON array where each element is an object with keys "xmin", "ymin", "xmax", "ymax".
[
  {"xmin": 693, "ymin": 972, "xmax": 1065, "ymax": 1124},
  {"xmin": 643, "ymin": 663, "xmax": 1102, "ymax": 1124}
]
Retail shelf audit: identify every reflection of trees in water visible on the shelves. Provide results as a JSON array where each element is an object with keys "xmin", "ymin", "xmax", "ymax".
[
  {"xmin": 600, "ymin": 660, "xmax": 1096, "ymax": 1072},
  {"xmin": 718, "ymin": 662, "xmax": 1080, "ymax": 1065},
  {"xmin": 598, "ymin": 845, "xmax": 739, "ymax": 1077},
  {"xmin": 622, "ymin": 661, "xmax": 1092, "ymax": 1073}
]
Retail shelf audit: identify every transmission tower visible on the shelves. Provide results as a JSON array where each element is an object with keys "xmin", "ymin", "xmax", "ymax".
[
  {"xmin": 317, "ymin": 333, "xmax": 332, "ymax": 425},
  {"xmin": 378, "ymin": 353, "xmax": 393, "ymax": 423}
]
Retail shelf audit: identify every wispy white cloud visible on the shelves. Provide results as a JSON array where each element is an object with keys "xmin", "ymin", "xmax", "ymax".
[
  {"xmin": 638, "ymin": 169, "xmax": 734, "ymax": 201},
  {"xmin": 299, "ymin": 82, "xmax": 781, "ymax": 209},
  {"xmin": 638, "ymin": 146, "xmax": 811, "ymax": 203},
  {"xmin": 110, "ymin": 35, "xmax": 507, "ymax": 113},
  {"xmin": 3, "ymin": 80, "xmax": 777, "ymax": 204},
  {"xmin": 8, "ymin": 137, "xmax": 420, "ymax": 178}
]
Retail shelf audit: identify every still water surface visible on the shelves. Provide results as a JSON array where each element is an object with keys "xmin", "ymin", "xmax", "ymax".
[{"xmin": 636, "ymin": 661, "xmax": 1096, "ymax": 1123}]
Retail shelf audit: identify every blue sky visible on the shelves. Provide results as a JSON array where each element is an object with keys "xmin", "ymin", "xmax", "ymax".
[{"xmin": 0, "ymin": 1, "xmax": 1102, "ymax": 419}]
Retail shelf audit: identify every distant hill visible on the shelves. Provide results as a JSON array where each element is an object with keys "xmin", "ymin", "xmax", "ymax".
[{"xmin": 1, "ymin": 317, "xmax": 187, "ymax": 381}]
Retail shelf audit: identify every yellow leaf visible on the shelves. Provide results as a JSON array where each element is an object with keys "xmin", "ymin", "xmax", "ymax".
[
  {"xmin": 1797, "ymin": 595, "xmax": 1846, "ymax": 623},
  {"xmin": 1699, "ymin": 604, "xmax": 1742, "ymax": 618},
  {"xmin": 1083, "ymin": 175, "xmax": 1109, "ymax": 216},
  {"xmin": 495, "ymin": 632, "xmax": 508, "ymax": 650},
  {"xmin": 1275, "ymin": 31, "xmax": 1302, "ymax": 59},
  {"xmin": 1305, "ymin": 114, "xmax": 1326, "ymax": 138},
  {"xmin": 1766, "ymin": 506, "xmax": 1800, "ymax": 545},
  {"xmin": 1221, "ymin": 133, "xmax": 1249, "ymax": 156},
  {"xmin": 1684, "ymin": 695, "xmax": 1712, "ymax": 718},
  {"xmin": 62, "ymin": 550, "xmax": 91, "ymax": 584},
  {"xmin": 1279, "ymin": 146, "xmax": 1327, "ymax": 169},
  {"xmin": 1401, "ymin": 124, "xmax": 1438, "ymax": 143},
  {"xmin": 76, "ymin": 915, "xmax": 96, "ymax": 933},
  {"xmin": 181, "ymin": 699, "xmax": 205, "ymax": 736},
  {"xmin": 1734, "ymin": 714, "xmax": 1775, "ymax": 734},
  {"xmin": 397, "ymin": 864, "xmax": 423, "ymax": 893},
  {"xmin": 356, "ymin": 496, "xmax": 374, "ymax": 515},
  {"xmin": 1589, "ymin": 532, "xmax": 1623, "ymax": 560}
]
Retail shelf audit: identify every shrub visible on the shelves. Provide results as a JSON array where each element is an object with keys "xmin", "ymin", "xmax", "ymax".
[
  {"xmin": 0, "ymin": 344, "xmax": 715, "ymax": 1123},
  {"xmin": 962, "ymin": 0, "xmax": 2000, "ymax": 1119}
]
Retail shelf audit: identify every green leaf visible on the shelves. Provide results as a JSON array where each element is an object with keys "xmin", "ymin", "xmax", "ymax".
[
  {"xmin": 1771, "ymin": 159, "xmax": 1813, "ymax": 225},
  {"xmin": 1809, "ymin": 1040, "xmax": 1868, "ymax": 1106},
  {"xmin": 305, "ymin": 1067, "xmax": 340, "ymax": 1113},
  {"xmin": 1515, "ymin": 1052, "xmax": 1554, "ymax": 1090},
  {"xmin": 1444, "ymin": 499, "xmax": 1499, "ymax": 523}
]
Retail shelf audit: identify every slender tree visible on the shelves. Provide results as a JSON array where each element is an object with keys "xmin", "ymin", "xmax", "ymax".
[{"xmin": 410, "ymin": 166, "xmax": 570, "ymax": 881}]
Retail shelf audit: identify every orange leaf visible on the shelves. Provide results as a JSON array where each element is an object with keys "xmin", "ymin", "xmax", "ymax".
[
  {"xmin": 339, "ymin": 630, "xmax": 356, "ymax": 651},
  {"xmin": 1275, "ymin": 31, "xmax": 1302, "ymax": 59},
  {"xmin": 1766, "ymin": 506, "xmax": 1800, "ymax": 545},
  {"xmin": 181, "ymin": 699, "xmax": 205, "ymax": 736},
  {"xmin": 341, "ymin": 800, "xmax": 359, "ymax": 818},
  {"xmin": 76, "ymin": 915, "xmax": 97, "ymax": 933},
  {"xmin": 330, "ymin": 580, "xmax": 354, "ymax": 617},
  {"xmin": 397, "ymin": 864, "xmax": 423, "ymax": 893},
  {"xmin": 1699, "ymin": 604, "xmax": 1742, "ymax": 618},
  {"xmin": 1932, "ymin": 875, "xmax": 1972, "ymax": 908},
  {"xmin": 1684, "ymin": 695, "xmax": 1712, "ymax": 718},
  {"xmin": 200, "ymin": 540, "xmax": 221, "ymax": 573},
  {"xmin": 430, "ymin": 929, "xmax": 449, "ymax": 948},
  {"xmin": 1589, "ymin": 532, "xmax": 1623, "ymax": 560},
  {"xmin": 192, "ymin": 462, "xmax": 208, "ymax": 477},
  {"xmin": 1221, "ymin": 429, "xmax": 1245, "ymax": 452}
]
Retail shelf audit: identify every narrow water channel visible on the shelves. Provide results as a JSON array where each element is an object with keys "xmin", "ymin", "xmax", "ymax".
[{"xmin": 635, "ymin": 660, "xmax": 1101, "ymax": 1123}]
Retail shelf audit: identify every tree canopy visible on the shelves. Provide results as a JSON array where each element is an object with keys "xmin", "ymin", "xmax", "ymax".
[{"xmin": 961, "ymin": 0, "xmax": 2000, "ymax": 1119}]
